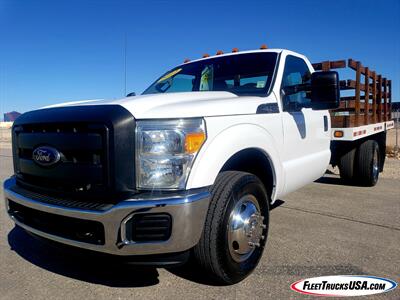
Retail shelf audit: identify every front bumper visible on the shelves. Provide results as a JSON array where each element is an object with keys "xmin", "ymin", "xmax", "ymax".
[{"xmin": 3, "ymin": 177, "xmax": 210, "ymax": 256}]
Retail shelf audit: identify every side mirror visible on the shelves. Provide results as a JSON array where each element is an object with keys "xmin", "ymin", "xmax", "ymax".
[
  {"xmin": 126, "ymin": 92, "xmax": 136, "ymax": 97},
  {"xmin": 310, "ymin": 71, "xmax": 340, "ymax": 110}
]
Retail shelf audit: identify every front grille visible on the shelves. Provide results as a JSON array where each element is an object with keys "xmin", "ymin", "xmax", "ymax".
[
  {"xmin": 11, "ymin": 105, "xmax": 137, "ymax": 204},
  {"xmin": 8, "ymin": 200, "xmax": 105, "ymax": 245},
  {"xmin": 125, "ymin": 213, "xmax": 172, "ymax": 242},
  {"xmin": 14, "ymin": 123, "xmax": 109, "ymax": 196}
]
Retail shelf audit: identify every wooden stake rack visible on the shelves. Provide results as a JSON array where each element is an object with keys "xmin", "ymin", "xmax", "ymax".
[{"xmin": 312, "ymin": 59, "xmax": 392, "ymax": 128}]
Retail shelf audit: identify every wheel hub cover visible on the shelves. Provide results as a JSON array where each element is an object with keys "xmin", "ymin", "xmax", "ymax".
[{"xmin": 227, "ymin": 195, "xmax": 265, "ymax": 262}]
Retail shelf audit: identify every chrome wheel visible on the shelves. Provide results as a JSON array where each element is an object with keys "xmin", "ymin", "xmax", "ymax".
[
  {"xmin": 372, "ymin": 148, "xmax": 379, "ymax": 179},
  {"xmin": 227, "ymin": 195, "xmax": 265, "ymax": 263}
]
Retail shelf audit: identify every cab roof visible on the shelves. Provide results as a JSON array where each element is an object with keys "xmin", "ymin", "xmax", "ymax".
[{"xmin": 180, "ymin": 48, "xmax": 291, "ymax": 66}]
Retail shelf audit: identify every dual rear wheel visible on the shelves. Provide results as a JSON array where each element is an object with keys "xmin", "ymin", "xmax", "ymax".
[{"xmin": 338, "ymin": 139, "xmax": 381, "ymax": 186}]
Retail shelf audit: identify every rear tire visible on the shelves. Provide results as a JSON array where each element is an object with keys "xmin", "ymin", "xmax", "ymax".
[
  {"xmin": 355, "ymin": 140, "xmax": 380, "ymax": 186},
  {"xmin": 193, "ymin": 171, "xmax": 269, "ymax": 285},
  {"xmin": 338, "ymin": 147, "xmax": 356, "ymax": 183}
]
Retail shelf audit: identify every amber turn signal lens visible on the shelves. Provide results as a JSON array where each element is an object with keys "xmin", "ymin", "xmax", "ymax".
[
  {"xmin": 185, "ymin": 132, "xmax": 206, "ymax": 154},
  {"xmin": 334, "ymin": 130, "xmax": 344, "ymax": 138}
]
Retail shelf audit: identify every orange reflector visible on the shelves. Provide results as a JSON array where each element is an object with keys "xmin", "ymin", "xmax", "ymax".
[
  {"xmin": 202, "ymin": 53, "xmax": 210, "ymax": 58},
  {"xmin": 185, "ymin": 132, "xmax": 206, "ymax": 154},
  {"xmin": 334, "ymin": 130, "xmax": 344, "ymax": 138},
  {"xmin": 260, "ymin": 44, "xmax": 268, "ymax": 49},
  {"xmin": 183, "ymin": 58, "xmax": 190, "ymax": 63},
  {"xmin": 232, "ymin": 47, "xmax": 239, "ymax": 53},
  {"xmin": 216, "ymin": 50, "xmax": 224, "ymax": 55}
]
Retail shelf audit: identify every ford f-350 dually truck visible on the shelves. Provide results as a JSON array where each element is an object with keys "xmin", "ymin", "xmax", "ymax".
[{"xmin": 3, "ymin": 47, "xmax": 394, "ymax": 284}]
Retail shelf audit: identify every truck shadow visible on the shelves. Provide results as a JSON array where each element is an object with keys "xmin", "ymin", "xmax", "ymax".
[
  {"xmin": 270, "ymin": 199, "xmax": 285, "ymax": 210},
  {"xmin": 8, "ymin": 225, "xmax": 231, "ymax": 287},
  {"xmin": 314, "ymin": 169, "xmax": 359, "ymax": 186},
  {"xmin": 7, "ymin": 226, "xmax": 160, "ymax": 288},
  {"xmin": 315, "ymin": 175, "xmax": 359, "ymax": 187},
  {"xmin": 166, "ymin": 260, "xmax": 226, "ymax": 286}
]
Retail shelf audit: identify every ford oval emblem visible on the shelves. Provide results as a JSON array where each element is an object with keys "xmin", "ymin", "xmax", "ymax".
[{"xmin": 32, "ymin": 146, "xmax": 61, "ymax": 166}]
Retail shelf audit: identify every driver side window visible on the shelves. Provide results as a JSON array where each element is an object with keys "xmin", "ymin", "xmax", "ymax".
[{"xmin": 281, "ymin": 55, "xmax": 312, "ymax": 111}]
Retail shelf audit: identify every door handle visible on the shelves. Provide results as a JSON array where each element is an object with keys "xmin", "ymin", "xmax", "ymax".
[{"xmin": 323, "ymin": 116, "xmax": 328, "ymax": 132}]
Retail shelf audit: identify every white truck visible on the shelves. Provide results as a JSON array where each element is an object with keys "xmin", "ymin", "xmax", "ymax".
[{"xmin": 3, "ymin": 47, "xmax": 394, "ymax": 284}]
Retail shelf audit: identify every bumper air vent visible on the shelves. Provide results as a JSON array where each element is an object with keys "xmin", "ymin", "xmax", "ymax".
[{"xmin": 124, "ymin": 213, "xmax": 172, "ymax": 242}]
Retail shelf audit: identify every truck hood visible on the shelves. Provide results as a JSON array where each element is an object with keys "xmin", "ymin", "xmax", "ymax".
[{"xmin": 44, "ymin": 91, "xmax": 277, "ymax": 119}]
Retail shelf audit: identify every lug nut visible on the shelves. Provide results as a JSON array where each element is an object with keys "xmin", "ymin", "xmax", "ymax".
[{"xmin": 248, "ymin": 242, "xmax": 260, "ymax": 247}]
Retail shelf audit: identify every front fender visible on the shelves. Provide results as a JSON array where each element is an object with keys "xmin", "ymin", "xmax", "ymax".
[{"xmin": 186, "ymin": 121, "xmax": 284, "ymax": 201}]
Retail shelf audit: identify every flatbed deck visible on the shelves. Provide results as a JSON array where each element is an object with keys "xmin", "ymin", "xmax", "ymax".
[{"xmin": 331, "ymin": 120, "xmax": 394, "ymax": 141}]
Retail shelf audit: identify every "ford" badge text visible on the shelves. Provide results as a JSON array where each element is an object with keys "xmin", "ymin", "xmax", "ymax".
[{"xmin": 32, "ymin": 146, "xmax": 61, "ymax": 166}]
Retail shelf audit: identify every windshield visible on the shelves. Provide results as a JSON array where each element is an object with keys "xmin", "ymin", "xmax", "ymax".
[{"xmin": 143, "ymin": 52, "xmax": 278, "ymax": 96}]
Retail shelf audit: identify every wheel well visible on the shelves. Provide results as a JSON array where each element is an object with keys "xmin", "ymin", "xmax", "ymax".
[{"xmin": 220, "ymin": 148, "xmax": 275, "ymax": 199}]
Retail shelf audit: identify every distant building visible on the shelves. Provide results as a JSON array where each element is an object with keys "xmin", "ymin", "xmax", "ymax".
[{"xmin": 4, "ymin": 111, "xmax": 21, "ymax": 122}]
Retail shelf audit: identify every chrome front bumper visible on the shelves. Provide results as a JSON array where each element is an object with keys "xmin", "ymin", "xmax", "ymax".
[{"xmin": 3, "ymin": 177, "xmax": 210, "ymax": 256}]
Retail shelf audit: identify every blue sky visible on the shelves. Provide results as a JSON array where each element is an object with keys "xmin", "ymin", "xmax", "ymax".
[{"xmin": 0, "ymin": 0, "xmax": 399, "ymax": 116}]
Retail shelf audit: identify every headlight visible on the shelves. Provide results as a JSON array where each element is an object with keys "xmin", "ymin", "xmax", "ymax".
[{"xmin": 136, "ymin": 118, "xmax": 206, "ymax": 190}]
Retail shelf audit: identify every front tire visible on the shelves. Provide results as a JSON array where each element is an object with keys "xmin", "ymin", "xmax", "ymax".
[{"xmin": 193, "ymin": 171, "xmax": 269, "ymax": 284}]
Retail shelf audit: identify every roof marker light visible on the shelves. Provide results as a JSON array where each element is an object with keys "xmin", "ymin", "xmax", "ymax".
[
  {"xmin": 183, "ymin": 58, "xmax": 190, "ymax": 63},
  {"xmin": 202, "ymin": 53, "xmax": 210, "ymax": 58},
  {"xmin": 232, "ymin": 48, "xmax": 239, "ymax": 53},
  {"xmin": 260, "ymin": 44, "xmax": 268, "ymax": 49},
  {"xmin": 216, "ymin": 50, "xmax": 224, "ymax": 55}
]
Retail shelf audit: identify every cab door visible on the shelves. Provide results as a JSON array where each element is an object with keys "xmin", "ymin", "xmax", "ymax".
[{"xmin": 279, "ymin": 55, "xmax": 331, "ymax": 195}]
